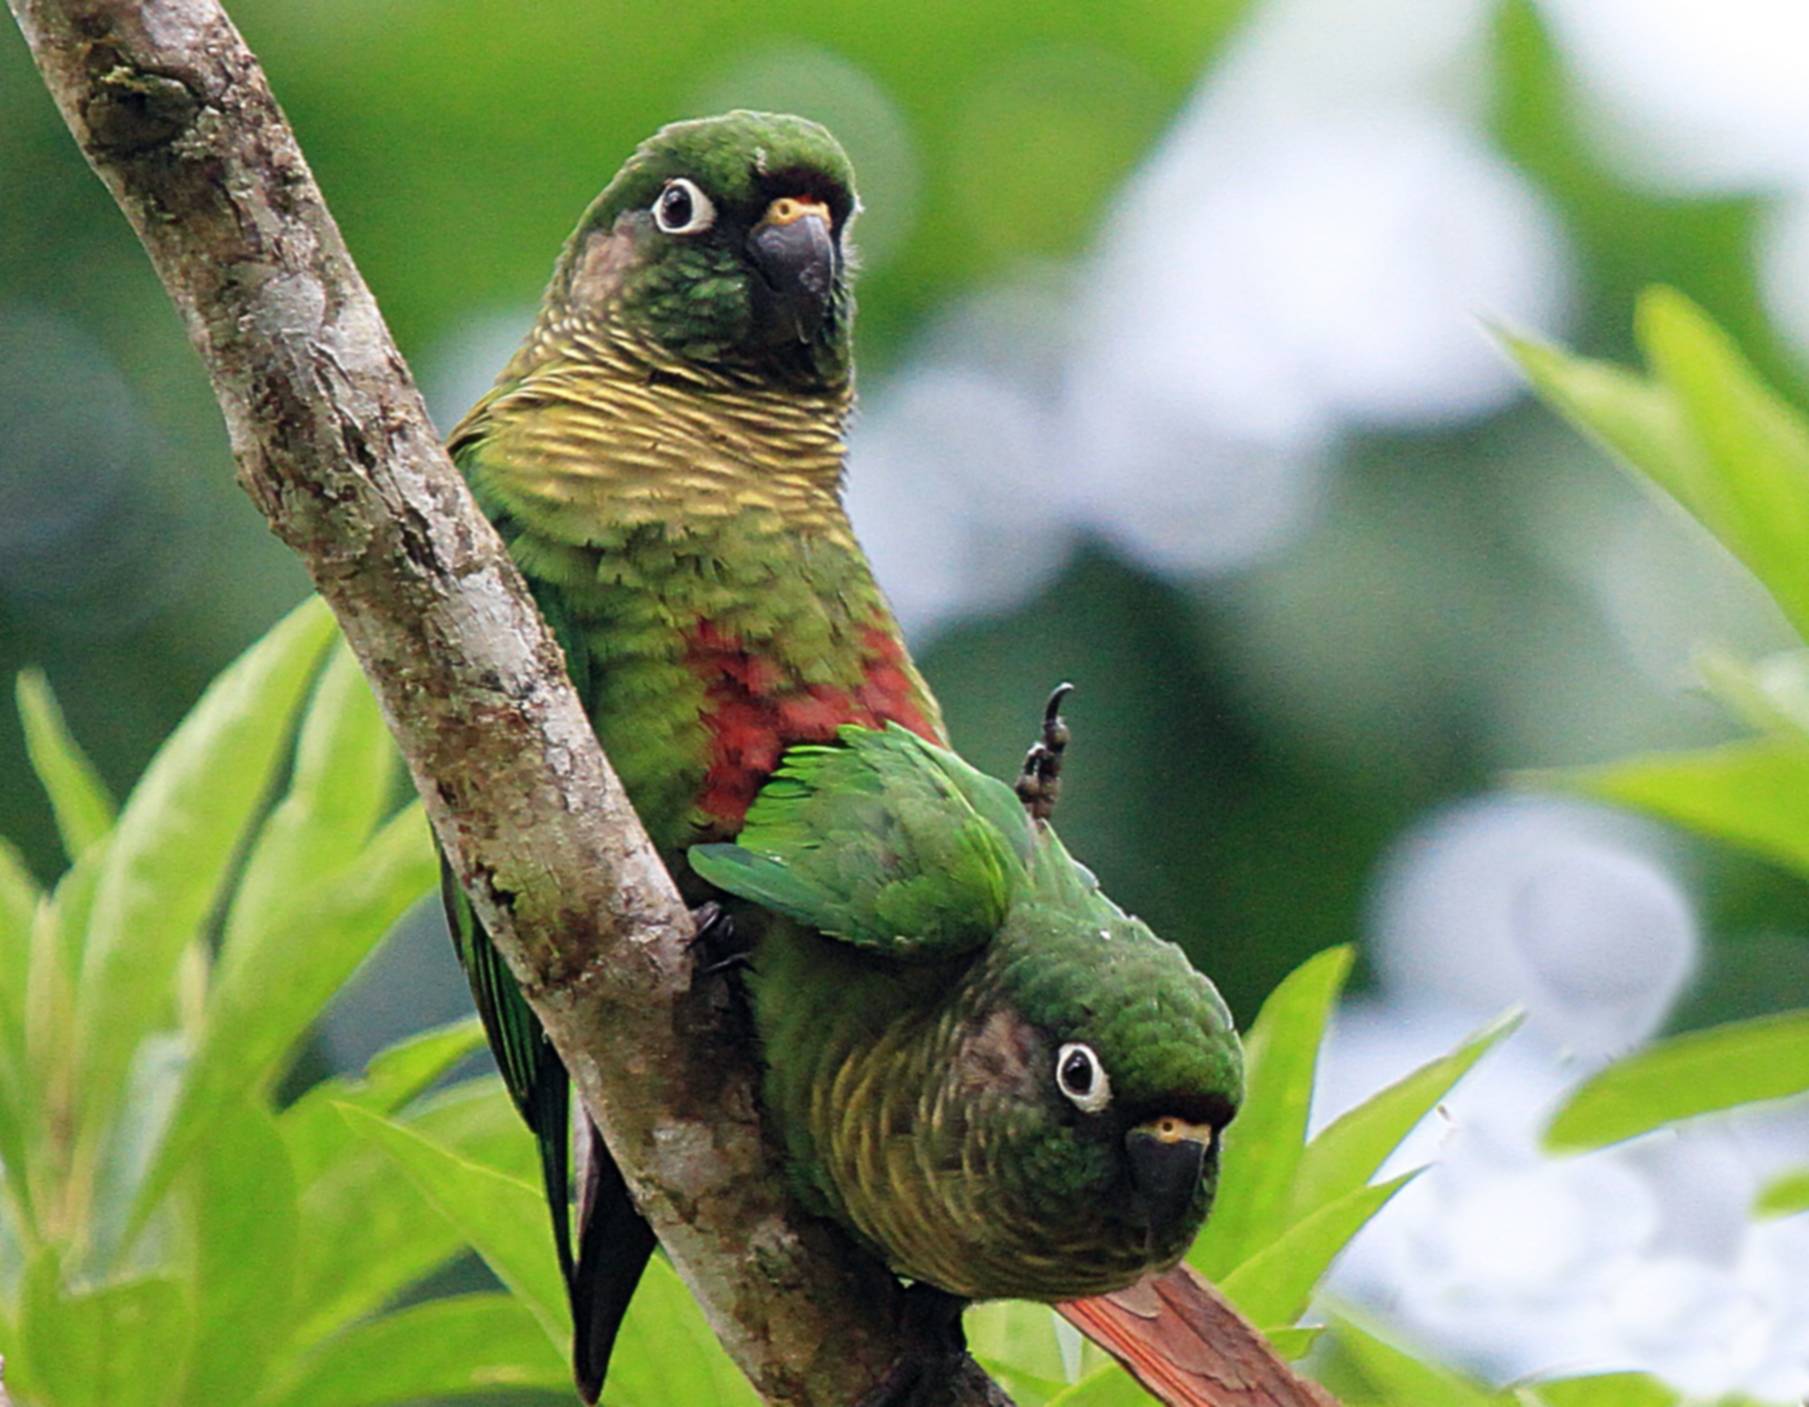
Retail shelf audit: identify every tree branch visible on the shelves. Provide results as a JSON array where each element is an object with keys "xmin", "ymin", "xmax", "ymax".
[{"xmin": 5, "ymin": 2, "xmax": 1010, "ymax": 1402}]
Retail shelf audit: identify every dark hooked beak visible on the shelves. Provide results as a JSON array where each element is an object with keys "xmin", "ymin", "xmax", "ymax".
[
  {"xmin": 1126, "ymin": 1116, "xmax": 1214, "ymax": 1234},
  {"xmin": 747, "ymin": 196, "xmax": 836, "ymax": 342}
]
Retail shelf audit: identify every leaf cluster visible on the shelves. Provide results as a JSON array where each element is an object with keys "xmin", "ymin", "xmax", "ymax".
[{"xmin": 1509, "ymin": 291, "xmax": 1809, "ymax": 1218}]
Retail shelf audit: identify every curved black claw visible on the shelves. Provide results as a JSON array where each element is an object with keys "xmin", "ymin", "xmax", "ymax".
[
  {"xmin": 1015, "ymin": 681, "xmax": 1074, "ymax": 823},
  {"xmin": 857, "ymin": 1286, "xmax": 972, "ymax": 1407},
  {"xmin": 689, "ymin": 900, "xmax": 750, "ymax": 977}
]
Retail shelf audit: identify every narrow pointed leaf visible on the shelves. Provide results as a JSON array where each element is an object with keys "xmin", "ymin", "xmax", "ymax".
[
  {"xmin": 1045, "ymin": 1368, "xmax": 1152, "ymax": 1406},
  {"xmin": 129, "ymin": 804, "xmax": 433, "ymax": 1232},
  {"xmin": 967, "ymin": 1299, "xmax": 1068, "ymax": 1377},
  {"xmin": 291, "ymin": 1079, "xmax": 525, "ymax": 1345},
  {"xmin": 281, "ymin": 1015, "xmax": 486, "ymax": 1186},
  {"xmin": 1754, "ymin": 1165, "xmax": 1809, "ymax": 1218},
  {"xmin": 1530, "ymin": 1372, "xmax": 1681, "ymax": 1407},
  {"xmin": 0, "ymin": 840, "xmax": 38, "ymax": 1159},
  {"xmin": 1546, "ymin": 1010, "xmax": 1809, "ymax": 1152},
  {"xmin": 1505, "ymin": 335, "xmax": 1709, "ymax": 522},
  {"xmin": 176, "ymin": 1098, "xmax": 298, "ymax": 1402},
  {"xmin": 1636, "ymin": 286, "xmax": 1809, "ymax": 640},
  {"xmin": 1695, "ymin": 648, "xmax": 1809, "ymax": 739},
  {"xmin": 1218, "ymin": 1171, "xmax": 1417, "ymax": 1328},
  {"xmin": 74, "ymin": 597, "xmax": 336, "ymax": 1142},
  {"xmin": 604, "ymin": 1255, "xmax": 764, "ymax": 1407},
  {"xmin": 1291, "ymin": 1011, "xmax": 1519, "ymax": 1222},
  {"xmin": 1329, "ymin": 1317, "xmax": 1501, "ymax": 1407},
  {"xmin": 16, "ymin": 668, "xmax": 116, "ymax": 859},
  {"xmin": 1261, "ymin": 1326, "xmax": 1322, "ymax": 1359},
  {"xmin": 220, "ymin": 640, "xmax": 398, "ymax": 956},
  {"xmin": 15, "ymin": 1256, "xmax": 190, "ymax": 1407},
  {"xmin": 261, "ymin": 1294, "xmax": 568, "ymax": 1407},
  {"xmin": 1192, "ymin": 946, "xmax": 1353, "ymax": 1278},
  {"xmin": 338, "ymin": 1101, "xmax": 566, "ymax": 1344},
  {"xmin": 0, "ymin": 836, "xmax": 40, "ymax": 995},
  {"xmin": 87, "ymin": 1033, "xmax": 187, "ymax": 1270},
  {"xmin": 1541, "ymin": 738, "xmax": 1809, "ymax": 883}
]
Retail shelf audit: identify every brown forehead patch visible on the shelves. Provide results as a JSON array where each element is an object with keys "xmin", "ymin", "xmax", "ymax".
[
  {"xmin": 953, "ymin": 1007, "xmax": 1041, "ymax": 1099},
  {"xmin": 569, "ymin": 226, "xmax": 639, "ymax": 311}
]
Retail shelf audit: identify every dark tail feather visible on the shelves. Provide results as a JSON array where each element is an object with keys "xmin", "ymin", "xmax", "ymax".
[
  {"xmin": 572, "ymin": 1117, "xmax": 659, "ymax": 1404},
  {"xmin": 442, "ymin": 855, "xmax": 657, "ymax": 1401}
]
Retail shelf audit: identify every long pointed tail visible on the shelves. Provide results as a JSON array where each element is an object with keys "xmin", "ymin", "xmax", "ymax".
[
  {"xmin": 441, "ymin": 855, "xmax": 656, "ymax": 1402},
  {"xmin": 1058, "ymin": 1264, "xmax": 1339, "ymax": 1407},
  {"xmin": 572, "ymin": 1117, "xmax": 659, "ymax": 1403}
]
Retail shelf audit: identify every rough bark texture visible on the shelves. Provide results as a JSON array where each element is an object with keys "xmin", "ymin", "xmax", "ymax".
[{"xmin": 5, "ymin": 2, "xmax": 1011, "ymax": 1402}]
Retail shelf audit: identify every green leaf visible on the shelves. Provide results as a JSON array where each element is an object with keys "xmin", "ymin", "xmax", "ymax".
[
  {"xmin": 261, "ymin": 1293, "xmax": 569, "ymax": 1407},
  {"xmin": 969, "ymin": 1300, "xmax": 1074, "ymax": 1402},
  {"xmin": 220, "ymin": 639, "xmax": 398, "ymax": 957},
  {"xmin": 1636, "ymin": 286, "xmax": 1809, "ymax": 641},
  {"xmin": 1505, "ymin": 335, "xmax": 1709, "ymax": 527},
  {"xmin": 338, "ymin": 1101, "xmax": 566, "ymax": 1344},
  {"xmin": 1507, "ymin": 292, "xmax": 1809, "ymax": 645},
  {"xmin": 16, "ymin": 667, "xmax": 117, "ymax": 859},
  {"xmin": 129, "ymin": 804, "xmax": 434, "ymax": 1234},
  {"xmin": 87, "ymin": 1032, "xmax": 187, "ymax": 1271},
  {"xmin": 1695, "ymin": 647, "xmax": 1809, "ymax": 738},
  {"xmin": 1546, "ymin": 1009, "xmax": 1809, "ymax": 1152},
  {"xmin": 291, "ymin": 1079, "xmax": 527, "ymax": 1346},
  {"xmin": 73, "ymin": 597, "xmax": 336, "ymax": 1144},
  {"xmin": 1292, "ymin": 1011, "xmax": 1520, "ymax": 1222},
  {"xmin": 1192, "ymin": 946, "xmax": 1353, "ymax": 1278},
  {"xmin": 0, "ymin": 835, "xmax": 40, "ymax": 997},
  {"xmin": 176, "ymin": 1098, "xmax": 298, "ymax": 1402},
  {"xmin": 604, "ymin": 1255, "xmax": 763, "ymax": 1407},
  {"xmin": 1329, "ymin": 1317, "xmax": 1501, "ymax": 1407},
  {"xmin": 1045, "ymin": 1367, "xmax": 1152, "ymax": 1407},
  {"xmin": 0, "ymin": 839, "xmax": 38, "ymax": 1187},
  {"xmin": 1754, "ymin": 1165, "xmax": 1809, "ymax": 1218},
  {"xmin": 1528, "ymin": 1373, "xmax": 1681, "ymax": 1407},
  {"xmin": 14, "ymin": 1255, "xmax": 191, "ymax": 1407},
  {"xmin": 1542, "ymin": 738, "xmax": 1809, "ymax": 883},
  {"xmin": 281, "ymin": 1015, "xmax": 487, "ymax": 1185},
  {"xmin": 1264, "ymin": 1326, "xmax": 1324, "ymax": 1359},
  {"xmin": 1218, "ymin": 1171, "xmax": 1417, "ymax": 1328}
]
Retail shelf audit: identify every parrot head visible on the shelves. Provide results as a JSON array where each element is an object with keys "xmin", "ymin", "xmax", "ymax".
[
  {"xmin": 973, "ymin": 882, "xmax": 1244, "ymax": 1281},
  {"xmin": 548, "ymin": 111, "xmax": 857, "ymax": 382}
]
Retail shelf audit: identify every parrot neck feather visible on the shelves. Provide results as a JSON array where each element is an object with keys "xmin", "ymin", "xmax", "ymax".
[{"xmin": 453, "ymin": 321, "xmax": 854, "ymax": 536}]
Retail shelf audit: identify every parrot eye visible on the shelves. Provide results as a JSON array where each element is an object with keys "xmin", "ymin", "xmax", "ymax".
[
  {"xmin": 1055, "ymin": 1042, "xmax": 1111, "ymax": 1114},
  {"xmin": 653, "ymin": 178, "xmax": 715, "ymax": 236}
]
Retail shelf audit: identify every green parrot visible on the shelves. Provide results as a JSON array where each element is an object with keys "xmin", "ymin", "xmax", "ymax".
[
  {"xmin": 441, "ymin": 111, "xmax": 939, "ymax": 1401},
  {"xmin": 691, "ymin": 723, "xmax": 1244, "ymax": 1316}
]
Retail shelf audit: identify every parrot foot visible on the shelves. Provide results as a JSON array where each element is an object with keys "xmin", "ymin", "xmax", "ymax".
[
  {"xmin": 689, "ymin": 901, "xmax": 750, "ymax": 977},
  {"xmin": 1015, "ymin": 682, "xmax": 1074, "ymax": 823},
  {"xmin": 858, "ymin": 1285, "xmax": 972, "ymax": 1407}
]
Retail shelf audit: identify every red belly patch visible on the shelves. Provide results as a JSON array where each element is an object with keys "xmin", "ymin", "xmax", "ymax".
[{"xmin": 688, "ymin": 620, "xmax": 938, "ymax": 829}]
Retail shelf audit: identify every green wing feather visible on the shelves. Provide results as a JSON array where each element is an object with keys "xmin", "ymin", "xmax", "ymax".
[{"xmin": 690, "ymin": 724, "xmax": 1025, "ymax": 959}]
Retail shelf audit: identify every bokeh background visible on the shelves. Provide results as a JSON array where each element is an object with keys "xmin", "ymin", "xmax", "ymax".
[{"xmin": 6, "ymin": 0, "xmax": 1809, "ymax": 1397}]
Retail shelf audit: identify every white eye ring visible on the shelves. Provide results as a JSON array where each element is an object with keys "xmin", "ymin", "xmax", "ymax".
[
  {"xmin": 1055, "ymin": 1042, "xmax": 1111, "ymax": 1114},
  {"xmin": 653, "ymin": 177, "xmax": 715, "ymax": 235}
]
